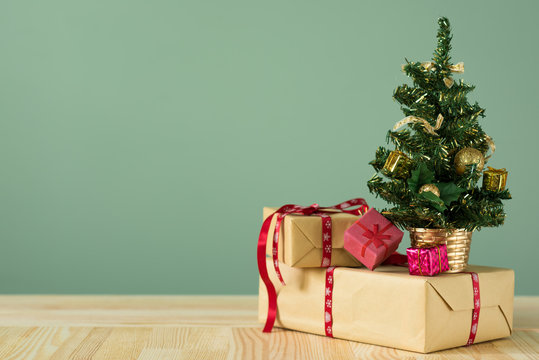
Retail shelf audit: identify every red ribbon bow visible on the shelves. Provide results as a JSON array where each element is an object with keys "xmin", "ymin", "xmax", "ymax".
[
  {"xmin": 362, "ymin": 224, "xmax": 391, "ymax": 245},
  {"xmin": 257, "ymin": 198, "xmax": 369, "ymax": 333},
  {"xmin": 356, "ymin": 221, "xmax": 393, "ymax": 258}
]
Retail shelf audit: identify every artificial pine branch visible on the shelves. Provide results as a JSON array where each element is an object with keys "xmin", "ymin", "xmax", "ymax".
[{"xmin": 369, "ymin": 147, "xmax": 391, "ymax": 171}]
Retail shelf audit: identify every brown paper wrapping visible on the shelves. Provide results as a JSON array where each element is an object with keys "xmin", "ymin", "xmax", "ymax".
[
  {"xmin": 259, "ymin": 259, "xmax": 514, "ymax": 353},
  {"xmin": 263, "ymin": 207, "xmax": 362, "ymax": 268}
]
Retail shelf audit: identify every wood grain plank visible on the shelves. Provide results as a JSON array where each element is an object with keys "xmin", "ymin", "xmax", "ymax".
[
  {"xmin": 228, "ymin": 327, "xmax": 268, "ymax": 360},
  {"xmin": 0, "ymin": 328, "xmax": 26, "ymax": 354},
  {"xmin": 67, "ymin": 328, "xmax": 112, "ymax": 360},
  {"xmin": 0, "ymin": 327, "xmax": 537, "ymax": 360},
  {"xmin": 49, "ymin": 328, "xmax": 94, "ymax": 360},
  {"xmin": 176, "ymin": 327, "xmax": 230, "ymax": 360},
  {"xmin": 136, "ymin": 349, "xmax": 183, "ymax": 360},
  {"xmin": 269, "ymin": 329, "xmax": 357, "ymax": 360},
  {"xmin": 136, "ymin": 327, "xmax": 231, "ymax": 360},
  {"xmin": 0, "ymin": 296, "xmax": 536, "ymax": 359},
  {"xmin": 0, "ymin": 295, "xmax": 535, "ymax": 329},
  {"xmin": 92, "ymin": 327, "xmax": 152, "ymax": 360},
  {"xmin": 0, "ymin": 327, "xmax": 72, "ymax": 360},
  {"xmin": 347, "ymin": 331, "xmax": 538, "ymax": 360},
  {"xmin": 0, "ymin": 328, "xmax": 47, "ymax": 360},
  {"xmin": 0, "ymin": 327, "xmax": 34, "ymax": 359},
  {"xmin": 0, "ymin": 296, "xmax": 258, "ymax": 327},
  {"xmin": 137, "ymin": 327, "xmax": 191, "ymax": 360}
]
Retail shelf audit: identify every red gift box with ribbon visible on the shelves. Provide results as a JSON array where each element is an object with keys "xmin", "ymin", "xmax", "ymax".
[{"xmin": 343, "ymin": 208, "xmax": 403, "ymax": 270}]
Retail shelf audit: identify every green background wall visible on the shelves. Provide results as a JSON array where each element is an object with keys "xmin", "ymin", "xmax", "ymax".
[{"xmin": 1, "ymin": 0, "xmax": 537, "ymax": 295}]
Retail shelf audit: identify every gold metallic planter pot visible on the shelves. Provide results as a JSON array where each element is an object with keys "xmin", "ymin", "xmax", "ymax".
[{"xmin": 408, "ymin": 228, "xmax": 473, "ymax": 273}]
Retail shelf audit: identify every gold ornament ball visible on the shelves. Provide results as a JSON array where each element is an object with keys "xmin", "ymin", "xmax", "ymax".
[
  {"xmin": 454, "ymin": 148, "xmax": 485, "ymax": 175},
  {"xmin": 419, "ymin": 183, "xmax": 440, "ymax": 197}
]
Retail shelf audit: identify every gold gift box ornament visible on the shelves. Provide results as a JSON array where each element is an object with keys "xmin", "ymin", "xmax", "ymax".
[
  {"xmin": 383, "ymin": 150, "xmax": 413, "ymax": 179},
  {"xmin": 482, "ymin": 167, "xmax": 508, "ymax": 191}
]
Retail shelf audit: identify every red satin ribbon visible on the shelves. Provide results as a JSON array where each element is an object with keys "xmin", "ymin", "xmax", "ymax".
[
  {"xmin": 466, "ymin": 272, "xmax": 481, "ymax": 345},
  {"xmin": 382, "ymin": 252, "xmax": 408, "ymax": 266},
  {"xmin": 257, "ymin": 198, "xmax": 369, "ymax": 333},
  {"xmin": 356, "ymin": 221, "xmax": 393, "ymax": 258}
]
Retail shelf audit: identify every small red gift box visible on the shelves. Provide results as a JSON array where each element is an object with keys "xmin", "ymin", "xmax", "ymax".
[
  {"xmin": 406, "ymin": 244, "xmax": 450, "ymax": 276},
  {"xmin": 343, "ymin": 208, "xmax": 403, "ymax": 270}
]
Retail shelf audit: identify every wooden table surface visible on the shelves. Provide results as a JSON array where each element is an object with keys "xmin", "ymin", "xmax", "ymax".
[{"xmin": 0, "ymin": 296, "xmax": 537, "ymax": 360}]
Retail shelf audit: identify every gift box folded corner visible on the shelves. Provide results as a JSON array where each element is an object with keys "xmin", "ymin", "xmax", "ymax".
[{"xmin": 426, "ymin": 265, "xmax": 514, "ymax": 334}]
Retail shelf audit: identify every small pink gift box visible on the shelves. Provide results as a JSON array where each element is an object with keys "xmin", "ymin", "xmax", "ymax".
[
  {"xmin": 406, "ymin": 244, "xmax": 450, "ymax": 276},
  {"xmin": 344, "ymin": 208, "xmax": 403, "ymax": 270}
]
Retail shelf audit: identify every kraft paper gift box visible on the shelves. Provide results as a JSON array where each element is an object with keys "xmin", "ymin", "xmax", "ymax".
[
  {"xmin": 259, "ymin": 258, "xmax": 514, "ymax": 353},
  {"xmin": 263, "ymin": 207, "xmax": 363, "ymax": 268}
]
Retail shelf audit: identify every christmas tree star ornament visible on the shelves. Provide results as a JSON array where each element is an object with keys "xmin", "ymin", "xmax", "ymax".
[
  {"xmin": 454, "ymin": 148, "xmax": 485, "ymax": 175},
  {"xmin": 482, "ymin": 167, "xmax": 508, "ymax": 191}
]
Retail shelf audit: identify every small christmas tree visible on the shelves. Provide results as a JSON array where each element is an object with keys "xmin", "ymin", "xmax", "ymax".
[{"xmin": 368, "ymin": 17, "xmax": 510, "ymax": 231}]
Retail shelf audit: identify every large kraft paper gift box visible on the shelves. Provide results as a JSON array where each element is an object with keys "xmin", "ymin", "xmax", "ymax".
[
  {"xmin": 258, "ymin": 259, "xmax": 514, "ymax": 353},
  {"xmin": 263, "ymin": 207, "xmax": 362, "ymax": 267}
]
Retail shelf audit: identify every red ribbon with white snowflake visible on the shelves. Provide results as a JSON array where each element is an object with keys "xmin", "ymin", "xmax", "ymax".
[
  {"xmin": 324, "ymin": 266, "xmax": 336, "ymax": 337},
  {"xmin": 466, "ymin": 271, "xmax": 481, "ymax": 345},
  {"xmin": 257, "ymin": 198, "xmax": 369, "ymax": 333}
]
